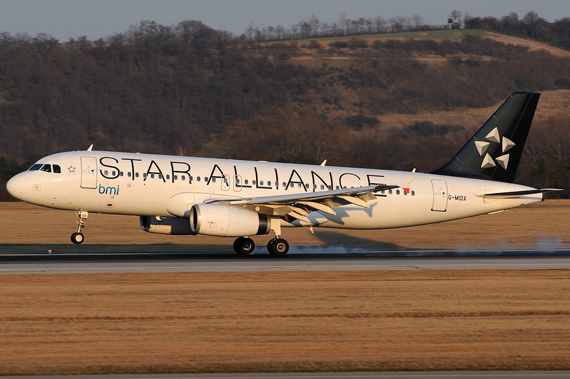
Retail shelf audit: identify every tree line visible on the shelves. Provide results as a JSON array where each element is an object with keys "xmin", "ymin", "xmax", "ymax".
[
  {"xmin": 463, "ymin": 11, "xmax": 570, "ymax": 50},
  {"xmin": 244, "ymin": 10, "xmax": 570, "ymax": 50}
]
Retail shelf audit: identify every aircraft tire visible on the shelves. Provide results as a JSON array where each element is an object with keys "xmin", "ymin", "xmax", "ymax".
[
  {"xmin": 234, "ymin": 237, "xmax": 255, "ymax": 255},
  {"xmin": 268, "ymin": 238, "xmax": 289, "ymax": 256},
  {"xmin": 71, "ymin": 232, "xmax": 84, "ymax": 244}
]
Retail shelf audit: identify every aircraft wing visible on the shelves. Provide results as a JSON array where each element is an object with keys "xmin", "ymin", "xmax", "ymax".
[{"xmin": 206, "ymin": 184, "xmax": 399, "ymax": 222}]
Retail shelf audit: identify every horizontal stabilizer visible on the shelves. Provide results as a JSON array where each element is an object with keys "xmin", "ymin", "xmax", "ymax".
[{"xmin": 475, "ymin": 188, "xmax": 563, "ymax": 199}]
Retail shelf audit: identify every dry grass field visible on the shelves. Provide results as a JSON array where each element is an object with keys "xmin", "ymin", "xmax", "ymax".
[
  {"xmin": 1, "ymin": 270, "xmax": 570, "ymax": 374},
  {"xmin": 0, "ymin": 200, "xmax": 569, "ymax": 374}
]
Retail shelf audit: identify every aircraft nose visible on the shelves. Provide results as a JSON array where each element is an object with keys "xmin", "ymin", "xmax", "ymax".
[{"xmin": 6, "ymin": 174, "xmax": 26, "ymax": 201}]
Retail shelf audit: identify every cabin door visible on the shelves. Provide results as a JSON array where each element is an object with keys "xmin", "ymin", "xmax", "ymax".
[
  {"xmin": 80, "ymin": 156, "xmax": 97, "ymax": 189},
  {"xmin": 431, "ymin": 179, "xmax": 448, "ymax": 212}
]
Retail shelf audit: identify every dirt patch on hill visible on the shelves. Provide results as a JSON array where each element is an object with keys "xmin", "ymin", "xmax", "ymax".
[
  {"xmin": 377, "ymin": 89, "xmax": 570, "ymax": 131},
  {"xmin": 485, "ymin": 32, "xmax": 570, "ymax": 58}
]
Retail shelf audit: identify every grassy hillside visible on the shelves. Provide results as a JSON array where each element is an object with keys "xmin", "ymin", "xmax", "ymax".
[{"xmin": 263, "ymin": 29, "xmax": 487, "ymax": 44}]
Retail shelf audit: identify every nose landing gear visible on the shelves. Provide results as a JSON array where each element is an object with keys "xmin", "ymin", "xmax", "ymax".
[{"xmin": 71, "ymin": 211, "xmax": 88, "ymax": 244}]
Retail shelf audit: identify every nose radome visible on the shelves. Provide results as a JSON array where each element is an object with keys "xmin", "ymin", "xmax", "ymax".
[{"xmin": 6, "ymin": 174, "xmax": 25, "ymax": 200}]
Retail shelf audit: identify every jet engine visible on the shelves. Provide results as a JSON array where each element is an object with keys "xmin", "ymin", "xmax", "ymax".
[
  {"xmin": 140, "ymin": 216, "xmax": 194, "ymax": 235},
  {"xmin": 190, "ymin": 204, "xmax": 270, "ymax": 237}
]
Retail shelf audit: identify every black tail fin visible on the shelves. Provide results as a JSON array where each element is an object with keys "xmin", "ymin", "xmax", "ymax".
[{"xmin": 431, "ymin": 92, "xmax": 540, "ymax": 183}]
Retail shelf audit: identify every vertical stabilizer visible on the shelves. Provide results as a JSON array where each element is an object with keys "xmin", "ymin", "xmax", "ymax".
[{"xmin": 431, "ymin": 92, "xmax": 540, "ymax": 183}]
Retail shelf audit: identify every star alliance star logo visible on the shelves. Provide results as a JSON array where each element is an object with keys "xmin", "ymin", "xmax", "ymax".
[
  {"xmin": 68, "ymin": 165, "xmax": 76, "ymax": 173},
  {"xmin": 474, "ymin": 127, "xmax": 515, "ymax": 169}
]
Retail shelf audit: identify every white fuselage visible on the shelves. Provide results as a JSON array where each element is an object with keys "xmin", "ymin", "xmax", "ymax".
[{"xmin": 7, "ymin": 150, "xmax": 542, "ymax": 230}]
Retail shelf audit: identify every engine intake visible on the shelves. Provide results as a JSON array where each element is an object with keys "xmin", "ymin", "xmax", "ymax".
[
  {"xmin": 190, "ymin": 204, "xmax": 270, "ymax": 237},
  {"xmin": 140, "ymin": 216, "xmax": 194, "ymax": 235}
]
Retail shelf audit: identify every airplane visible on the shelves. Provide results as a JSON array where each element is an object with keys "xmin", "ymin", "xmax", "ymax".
[{"xmin": 6, "ymin": 92, "xmax": 562, "ymax": 255}]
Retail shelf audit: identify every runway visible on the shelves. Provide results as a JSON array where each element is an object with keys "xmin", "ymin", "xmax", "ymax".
[{"xmin": 1, "ymin": 248, "xmax": 570, "ymax": 273}]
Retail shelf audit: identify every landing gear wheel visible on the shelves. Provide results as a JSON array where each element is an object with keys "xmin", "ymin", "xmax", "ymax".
[
  {"xmin": 267, "ymin": 239, "xmax": 275, "ymax": 253},
  {"xmin": 268, "ymin": 238, "xmax": 289, "ymax": 256},
  {"xmin": 71, "ymin": 232, "xmax": 84, "ymax": 244},
  {"xmin": 233, "ymin": 237, "xmax": 255, "ymax": 255}
]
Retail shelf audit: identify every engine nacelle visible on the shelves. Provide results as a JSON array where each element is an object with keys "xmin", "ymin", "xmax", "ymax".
[
  {"xmin": 140, "ymin": 216, "xmax": 194, "ymax": 235},
  {"xmin": 190, "ymin": 204, "xmax": 270, "ymax": 237}
]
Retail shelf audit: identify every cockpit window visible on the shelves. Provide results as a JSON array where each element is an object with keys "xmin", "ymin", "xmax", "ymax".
[{"xmin": 30, "ymin": 163, "xmax": 62, "ymax": 173}]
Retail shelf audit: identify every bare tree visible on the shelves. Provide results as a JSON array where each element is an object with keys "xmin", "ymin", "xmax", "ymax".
[{"xmin": 309, "ymin": 14, "xmax": 320, "ymax": 37}]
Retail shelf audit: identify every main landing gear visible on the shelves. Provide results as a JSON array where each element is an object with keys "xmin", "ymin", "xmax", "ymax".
[
  {"xmin": 232, "ymin": 236, "xmax": 290, "ymax": 256},
  {"xmin": 232, "ymin": 217, "xmax": 289, "ymax": 256},
  {"xmin": 233, "ymin": 237, "xmax": 256, "ymax": 255},
  {"xmin": 71, "ymin": 211, "xmax": 88, "ymax": 244},
  {"xmin": 267, "ymin": 238, "xmax": 289, "ymax": 256}
]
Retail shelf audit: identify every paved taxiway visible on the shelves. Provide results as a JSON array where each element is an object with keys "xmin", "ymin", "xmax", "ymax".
[
  {"xmin": 1, "ymin": 249, "xmax": 570, "ymax": 273},
  {"xmin": 3, "ymin": 371, "xmax": 570, "ymax": 378}
]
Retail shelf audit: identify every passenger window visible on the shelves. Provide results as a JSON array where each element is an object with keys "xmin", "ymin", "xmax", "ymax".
[
  {"xmin": 282, "ymin": 182, "xmax": 286, "ymax": 187},
  {"xmin": 336, "ymin": 186, "xmax": 339, "ymax": 190},
  {"xmin": 260, "ymin": 180, "xmax": 264, "ymax": 186},
  {"xmin": 212, "ymin": 178, "xmax": 216, "ymax": 183},
  {"xmin": 245, "ymin": 179, "xmax": 248, "ymax": 185},
  {"xmin": 40, "ymin": 164, "xmax": 52, "ymax": 173},
  {"xmin": 104, "ymin": 170, "xmax": 108, "ymax": 176},
  {"xmin": 389, "ymin": 189, "xmax": 392, "ymax": 194},
  {"xmin": 151, "ymin": 174, "xmax": 155, "ymax": 179},
  {"xmin": 174, "ymin": 175, "xmax": 178, "ymax": 180},
  {"xmin": 320, "ymin": 185, "xmax": 324, "ymax": 190},
  {"xmin": 158, "ymin": 174, "xmax": 162, "ymax": 179},
  {"xmin": 411, "ymin": 191, "xmax": 415, "ymax": 196},
  {"xmin": 305, "ymin": 184, "xmax": 309, "ymax": 189},
  {"xmin": 267, "ymin": 181, "xmax": 271, "ymax": 186},
  {"xmin": 119, "ymin": 171, "xmax": 123, "ymax": 177},
  {"xmin": 128, "ymin": 172, "xmax": 132, "ymax": 177},
  {"xmin": 182, "ymin": 175, "xmax": 186, "ymax": 181},
  {"xmin": 136, "ymin": 173, "xmax": 139, "ymax": 178},
  {"xmin": 396, "ymin": 190, "xmax": 400, "ymax": 195},
  {"xmin": 253, "ymin": 180, "xmax": 256, "ymax": 185},
  {"xmin": 53, "ymin": 165, "xmax": 61, "ymax": 174},
  {"xmin": 166, "ymin": 175, "xmax": 170, "ymax": 180},
  {"xmin": 143, "ymin": 173, "xmax": 147, "ymax": 178},
  {"xmin": 197, "ymin": 177, "xmax": 201, "ymax": 182},
  {"xmin": 112, "ymin": 171, "xmax": 116, "ymax": 176},
  {"xmin": 204, "ymin": 177, "xmax": 209, "ymax": 182},
  {"xmin": 189, "ymin": 176, "xmax": 193, "ymax": 181}
]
